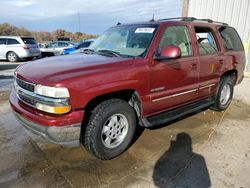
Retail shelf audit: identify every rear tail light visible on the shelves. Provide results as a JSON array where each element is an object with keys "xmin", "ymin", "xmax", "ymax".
[{"xmin": 23, "ymin": 45, "xmax": 30, "ymax": 49}]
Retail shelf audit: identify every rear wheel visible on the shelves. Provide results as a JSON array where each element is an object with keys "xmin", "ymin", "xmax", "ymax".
[
  {"xmin": 7, "ymin": 51, "xmax": 18, "ymax": 62},
  {"xmin": 83, "ymin": 99, "xmax": 136, "ymax": 160},
  {"xmin": 211, "ymin": 76, "xmax": 234, "ymax": 111}
]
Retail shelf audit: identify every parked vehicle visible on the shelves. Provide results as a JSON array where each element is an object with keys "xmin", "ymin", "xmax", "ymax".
[
  {"xmin": 40, "ymin": 41, "xmax": 75, "ymax": 57},
  {"xmin": 0, "ymin": 36, "xmax": 40, "ymax": 62},
  {"xmin": 63, "ymin": 40, "xmax": 95, "ymax": 55},
  {"xmin": 10, "ymin": 17, "xmax": 245, "ymax": 160}
]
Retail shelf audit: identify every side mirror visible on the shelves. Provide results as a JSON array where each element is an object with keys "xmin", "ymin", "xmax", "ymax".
[{"xmin": 155, "ymin": 45, "xmax": 181, "ymax": 60}]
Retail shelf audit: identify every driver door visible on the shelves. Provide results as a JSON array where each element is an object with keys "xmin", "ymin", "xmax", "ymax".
[{"xmin": 148, "ymin": 25, "xmax": 199, "ymax": 115}]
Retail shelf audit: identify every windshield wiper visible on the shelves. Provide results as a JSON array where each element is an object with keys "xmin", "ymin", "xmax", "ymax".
[{"xmin": 97, "ymin": 49, "xmax": 121, "ymax": 57}]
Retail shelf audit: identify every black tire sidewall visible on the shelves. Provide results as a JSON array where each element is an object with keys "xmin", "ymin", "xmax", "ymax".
[{"xmin": 86, "ymin": 100, "xmax": 136, "ymax": 159}]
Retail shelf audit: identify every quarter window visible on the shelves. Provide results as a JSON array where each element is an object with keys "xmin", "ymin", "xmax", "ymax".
[
  {"xmin": 159, "ymin": 26, "xmax": 193, "ymax": 57},
  {"xmin": 195, "ymin": 27, "xmax": 218, "ymax": 55},
  {"xmin": 7, "ymin": 39, "xmax": 20, "ymax": 45},
  {"xmin": 219, "ymin": 26, "xmax": 243, "ymax": 51}
]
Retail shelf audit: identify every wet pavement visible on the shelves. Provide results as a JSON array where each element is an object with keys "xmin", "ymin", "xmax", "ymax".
[{"xmin": 0, "ymin": 78, "xmax": 250, "ymax": 188}]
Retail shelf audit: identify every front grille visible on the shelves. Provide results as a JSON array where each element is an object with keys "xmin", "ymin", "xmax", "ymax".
[
  {"xmin": 19, "ymin": 93, "xmax": 36, "ymax": 106},
  {"xmin": 16, "ymin": 78, "xmax": 35, "ymax": 92}
]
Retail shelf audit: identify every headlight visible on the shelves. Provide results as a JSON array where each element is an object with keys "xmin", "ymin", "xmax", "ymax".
[{"xmin": 35, "ymin": 85, "xmax": 69, "ymax": 98}]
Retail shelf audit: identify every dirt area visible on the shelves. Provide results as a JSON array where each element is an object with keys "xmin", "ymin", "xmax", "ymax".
[{"xmin": 0, "ymin": 79, "xmax": 250, "ymax": 188}]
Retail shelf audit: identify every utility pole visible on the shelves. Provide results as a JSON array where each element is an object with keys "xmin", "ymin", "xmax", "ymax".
[
  {"xmin": 182, "ymin": 0, "xmax": 189, "ymax": 17},
  {"xmin": 77, "ymin": 11, "xmax": 81, "ymax": 33}
]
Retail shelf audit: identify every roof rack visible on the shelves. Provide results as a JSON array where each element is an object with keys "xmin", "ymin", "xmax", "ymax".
[
  {"xmin": 158, "ymin": 17, "xmax": 196, "ymax": 22},
  {"xmin": 157, "ymin": 17, "xmax": 228, "ymax": 25}
]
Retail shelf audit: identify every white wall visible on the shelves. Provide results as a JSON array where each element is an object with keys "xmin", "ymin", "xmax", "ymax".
[{"xmin": 188, "ymin": 0, "xmax": 250, "ymax": 72}]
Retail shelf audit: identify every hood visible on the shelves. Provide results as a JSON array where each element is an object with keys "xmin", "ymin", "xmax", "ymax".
[{"xmin": 17, "ymin": 53, "xmax": 132, "ymax": 85}]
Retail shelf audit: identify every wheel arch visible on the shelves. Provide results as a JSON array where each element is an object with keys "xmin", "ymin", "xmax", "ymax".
[
  {"xmin": 221, "ymin": 69, "xmax": 238, "ymax": 85},
  {"xmin": 80, "ymin": 89, "xmax": 143, "ymax": 144},
  {"xmin": 84, "ymin": 89, "xmax": 142, "ymax": 118}
]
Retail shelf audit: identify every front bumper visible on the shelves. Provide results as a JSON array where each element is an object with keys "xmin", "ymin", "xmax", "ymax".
[{"xmin": 10, "ymin": 90, "xmax": 84, "ymax": 147}]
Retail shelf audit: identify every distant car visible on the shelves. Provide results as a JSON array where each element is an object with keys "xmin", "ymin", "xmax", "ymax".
[
  {"xmin": 37, "ymin": 43, "xmax": 46, "ymax": 49},
  {"xmin": 0, "ymin": 36, "xmax": 40, "ymax": 62},
  {"xmin": 40, "ymin": 41, "xmax": 75, "ymax": 57},
  {"xmin": 63, "ymin": 40, "xmax": 94, "ymax": 55}
]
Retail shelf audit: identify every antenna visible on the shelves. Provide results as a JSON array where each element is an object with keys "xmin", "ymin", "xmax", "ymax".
[{"xmin": 150, "ymin": 14, "xmax": 155, "ymax": 22}]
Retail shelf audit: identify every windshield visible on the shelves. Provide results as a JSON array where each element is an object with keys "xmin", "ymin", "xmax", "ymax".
[{"xmin": 89, "ymin": 24, "xmax": 158, "ymax": 57}]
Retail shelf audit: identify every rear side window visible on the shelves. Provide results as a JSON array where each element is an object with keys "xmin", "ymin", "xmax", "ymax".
[
  {"xmin": 0, "ymin": 38, "xmax": 7, "ymax": 45},
  {"xmin": 159, "ymin": 26, "xmax": 193, "ymax": 57},
  {"xmin": 21, "ymin": 38, "xmax": 37, "ymax": 44},
  {"xmin": 7, "ymin": 39, "xmax": 20, "ymax": 45},
  {"xmin": 79, "ymin": 41, "xmax": 91, "ymax": 48},
  {"xmin": 195, "ymin": 27, "xmax": 218, "ymax": 55},
  {"xmin": 219, "ymin": 27, "xmax": 243, "ymax": 51}
]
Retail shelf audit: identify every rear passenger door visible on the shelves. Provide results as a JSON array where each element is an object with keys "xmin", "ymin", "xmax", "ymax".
[
  {"xmin": 194, "ymin": 26, "xmax": 222, "ymax": 98},
  {"xmin": 148, "ymin": 25, "xmax": 199, "ymax": 114}
]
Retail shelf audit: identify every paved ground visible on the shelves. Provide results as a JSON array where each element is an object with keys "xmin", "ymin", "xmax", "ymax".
[{"xmin": 0, "ymin": 75, "xmax": 250, "ymax": 187}]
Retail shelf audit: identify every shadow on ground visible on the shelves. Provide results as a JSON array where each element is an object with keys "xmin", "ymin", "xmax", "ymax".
[{"xmin": 153, "ymin": 132, "xmax": 211, "ymax": 188}]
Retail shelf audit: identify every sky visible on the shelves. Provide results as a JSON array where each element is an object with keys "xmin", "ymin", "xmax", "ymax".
[{"xmin": 0, "ymin": 0, "xmax": 182, "ymax": 34}]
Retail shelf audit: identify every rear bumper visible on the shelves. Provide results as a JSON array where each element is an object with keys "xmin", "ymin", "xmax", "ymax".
[
  {"xmin": 10, "ymin": 90, "xmax": 84, "ymax": 147},
  {"xmin": 18, "ymin": 50, "xmax": 41, "ymax": 58}
]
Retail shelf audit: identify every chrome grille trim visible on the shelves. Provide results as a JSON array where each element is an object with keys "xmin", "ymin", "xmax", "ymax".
[
  {"xmin": 14, "ymin": 79, "xmax": 70, "ymax": 107},
  {"xmin": 16, "ymin": 77, "xmax": 35, "ymax": 92}
]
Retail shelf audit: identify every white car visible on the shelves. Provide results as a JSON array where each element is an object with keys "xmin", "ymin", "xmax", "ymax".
[
  {"xmin": 0, "ymin": 36, "xmax": 41, "ymax": 62},
  {"xmin": 40, "ymin": 41, "xmax": 75, "ymax": 57}
]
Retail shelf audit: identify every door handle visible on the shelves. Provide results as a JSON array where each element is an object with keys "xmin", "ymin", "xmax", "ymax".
[{"xmin": 190, "ymin": 63, "xmax": 198, "ymax": 69}]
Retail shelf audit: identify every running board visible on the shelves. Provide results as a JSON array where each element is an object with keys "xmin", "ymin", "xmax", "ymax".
[{"xmin": 142, "ymin": 98, "xmax": 214, "ymax": 128}]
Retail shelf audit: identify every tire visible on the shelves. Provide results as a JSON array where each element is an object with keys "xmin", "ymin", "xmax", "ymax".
[
  {"xmin": 7, "ymin": 51, "xmax": 18, "ymax": 62},
  {"xmin": 211, "ymin": 76, "xmax": 234, "ymax": 111},
  {"xmin": 84, "ymin": 99, "xmax": 136, "ymax": 160}
]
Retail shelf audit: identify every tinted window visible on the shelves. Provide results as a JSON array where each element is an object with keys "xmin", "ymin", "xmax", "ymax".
[
  {"xmin": 195, "ymin": 27, "xmax": 218, "ymax": 55},
  {"xmin": 0, "ymin": 38, "xmax": 7, "ymax": 45},
  {"xmin": 7, "ymin": 39, "xmax": 20, "ymax": 45},
  {"xmin": 58, "ymin": 42, "xmax": 69, "ymax": 47},
  {"xmin": 159, "ymin": 26, "xmax": 193, "ymax": 57},
  {"xmin": 21, "ymin": 38, "xmax": 37, "ymax": 44},
  {"xmin": 219, "ymin": 26, "xmax": 243, "ymax": 51},
  {"xmin": 79, "ymin": 41, "xmax": 91, "ymax": 48}
]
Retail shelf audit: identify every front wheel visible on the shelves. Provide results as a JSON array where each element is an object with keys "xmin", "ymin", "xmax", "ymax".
[
  {"xmin": 83, "ymin": 99, "xmax": 136, "ymax": 160},
  {"xmin": 211, "ymin": 76, "xmax": 234, "ymax": 111}
]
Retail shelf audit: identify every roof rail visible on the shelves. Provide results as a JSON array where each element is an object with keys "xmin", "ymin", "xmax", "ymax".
[
  {"xmin": 158, "ymin": 17, "xmax": 197, "ymax": 21},
  {"xmin": 195, "ymin": 18, "xmax": 228, "ymax": 25},
  {"xmin": 157, "ymin": 17, "xmax": 228, "ymax": 25}
]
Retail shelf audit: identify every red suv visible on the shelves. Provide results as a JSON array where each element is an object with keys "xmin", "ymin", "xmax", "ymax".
[{"xmin": 10, "ymin": 17, "xmax": 245, "ymax": 160}]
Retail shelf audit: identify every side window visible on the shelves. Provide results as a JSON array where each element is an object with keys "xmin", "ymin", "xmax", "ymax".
[
  {"xmin": 0, "ymin": 38, "xmax": 7, "ymax": 45},
  {"xmin": 47, "ymin": 42, "xmax": 57, "ymax": 48},
  {"xmin": 219, "ymin": 26, "xmax": 243, "ymax": 51},
  {"xmin": 195, "ymin": 27, "xmax": 218, "ymax": 55},
  {"xmin": 7, "ymin": 39, "xmax": 20, "ymax": 45},
  {"xmin": 159, "ymin": 26, "xmax": 193, "ymax": 57},
  {"xmin": 58, "ymin": 42, "xmax": 68, "ymax": 47}
]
